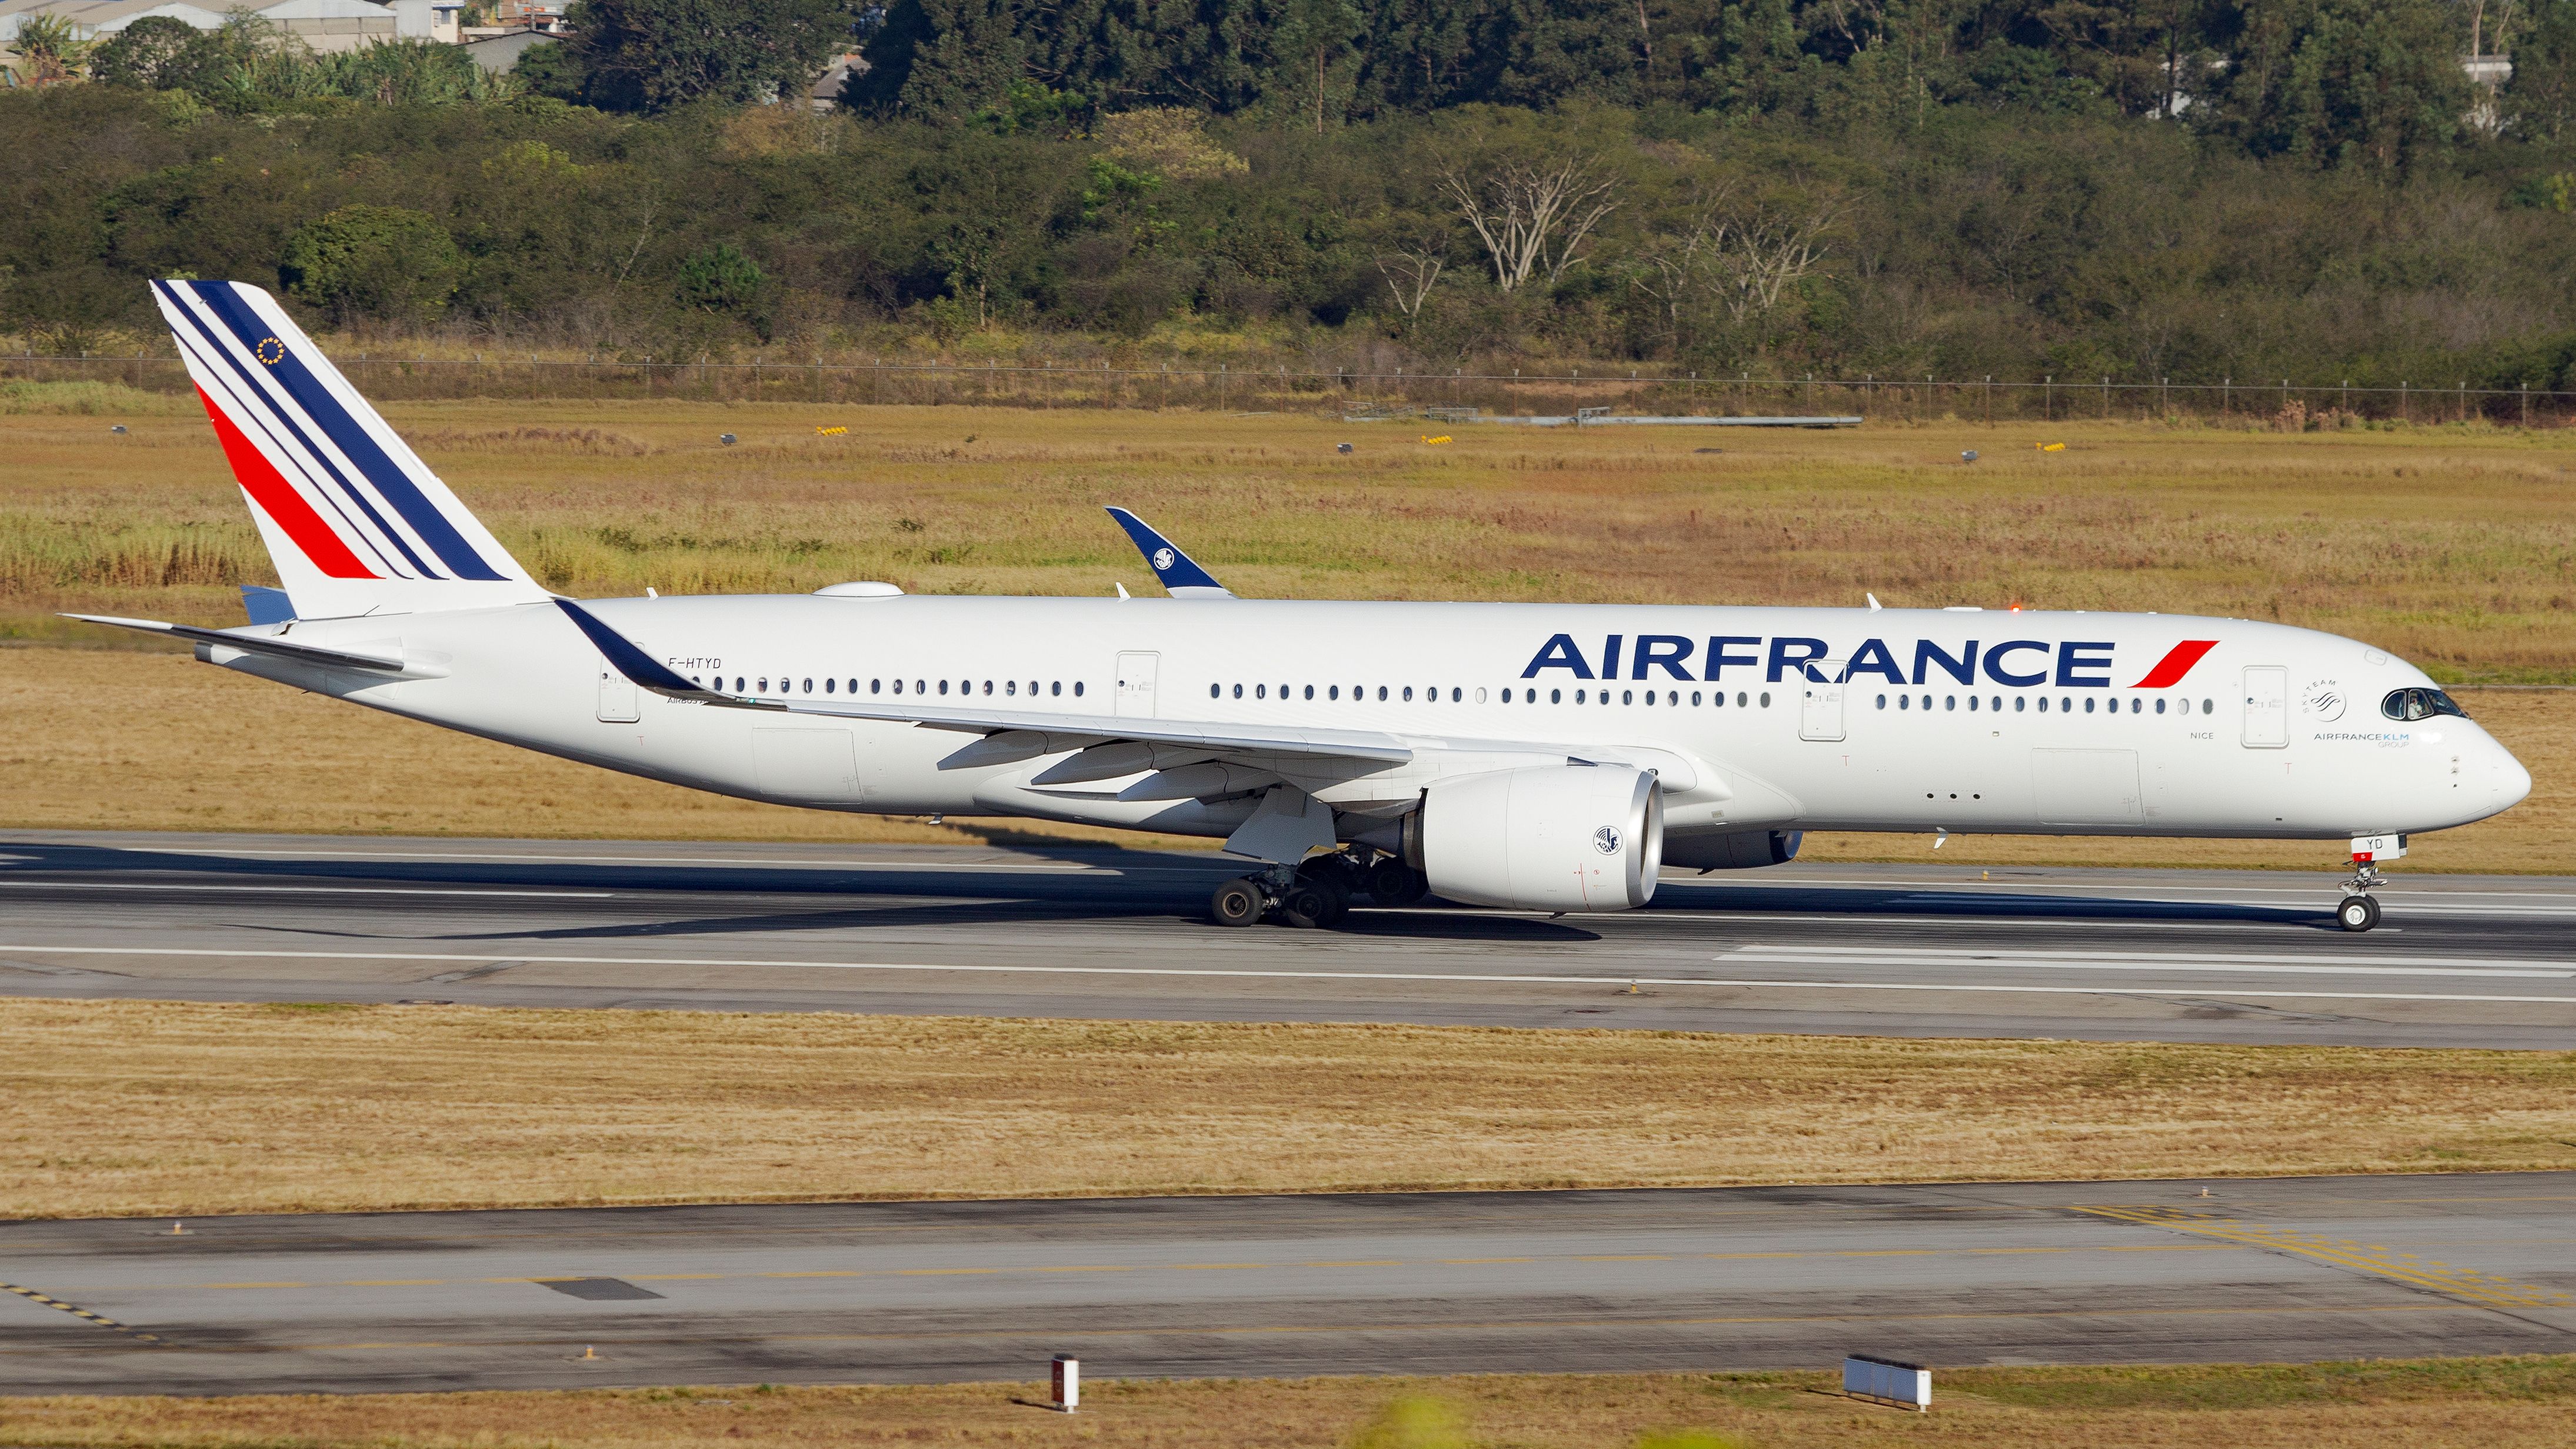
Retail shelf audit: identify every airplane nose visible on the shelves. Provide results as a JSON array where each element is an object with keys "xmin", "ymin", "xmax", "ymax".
[{"xmin": 2493, "ymin": 744, "xmax": 2533, "ymax": 811}]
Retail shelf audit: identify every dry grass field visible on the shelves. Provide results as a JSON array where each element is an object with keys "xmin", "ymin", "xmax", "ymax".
[
  {"xmin": 5, "ymin": 395, "xmax": 2575, "ymax": 678},
  {"xmin": 9, "ymin": 1359, "xmax": 2576, "ymax": 1448},
  {"xmin": 5, "ymin": 998, "xmax": 2571, "ymax": 1220}
]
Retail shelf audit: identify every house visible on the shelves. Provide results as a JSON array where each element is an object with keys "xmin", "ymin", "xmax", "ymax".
[
  {"xmin": 0, "ymin": 0, "xmax": 400, "ymax": 52},
  {"xmin": 457, "ymin": 23, "xmax": 553, "ymax": 72}
]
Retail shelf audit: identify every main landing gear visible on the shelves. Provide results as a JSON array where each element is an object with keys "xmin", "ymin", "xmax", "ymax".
[{"xmin": 1209, "ymin": 849, "xmax": 1427, "ymax": 928}]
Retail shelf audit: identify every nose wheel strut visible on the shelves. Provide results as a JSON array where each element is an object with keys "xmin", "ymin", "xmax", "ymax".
[{"xmin": 2336, "ymin": 854, "xmax": 2385, "ymax": 932}]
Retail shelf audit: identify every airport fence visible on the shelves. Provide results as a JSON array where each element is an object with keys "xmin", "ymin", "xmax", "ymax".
[{"xmin": 9, "ymin": 350, "xmax": 2576, "ymax": 428}]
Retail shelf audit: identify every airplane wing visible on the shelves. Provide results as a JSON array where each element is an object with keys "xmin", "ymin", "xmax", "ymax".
[
  {"xmin": 63, "ymin": 613, "xmax": 429, "ymax": 676},
  {"xmin": 1105, "ymin": 507, "xmax": 1235, "ymax": 598}
]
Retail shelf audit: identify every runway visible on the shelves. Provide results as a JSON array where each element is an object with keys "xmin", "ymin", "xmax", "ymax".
[
  {"xmin": 2, "ymin": 831, "xmax": 2573, "ymax": 1047},
  {"xmin": 4, "ymin": 1175, "xmax": 2571, "ymax": 1394},
  {"xmin": 0, "ymin": 830, "xmax": 2565, "ymax": 1041}
]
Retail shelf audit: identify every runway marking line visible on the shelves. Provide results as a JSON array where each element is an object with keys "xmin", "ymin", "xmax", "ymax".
[
  {"xmin": 0, "ymin": 881, "xmax": 615, "ymax": 900},
  {"xmin": 6, "ymin": 942, "xmax": 2574, "ymax": 1007},
  {"xmin": 3, "ymin": 1283, "xmax": 165, "ymax": 1347},
  {"xmin": 2072, "ymin": 1207, "xmax": 2576, "ymax": 1313}
]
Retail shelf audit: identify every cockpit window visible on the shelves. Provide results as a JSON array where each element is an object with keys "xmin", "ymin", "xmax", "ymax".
[{"xmin": 2380, "ymin": 687, "xmax": 2470, "ymax": 722}]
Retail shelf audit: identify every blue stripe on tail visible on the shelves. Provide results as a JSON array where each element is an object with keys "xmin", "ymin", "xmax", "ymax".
[{"xmin": 187, "ymin": 282, "xmax": 507, "ymax": 582}]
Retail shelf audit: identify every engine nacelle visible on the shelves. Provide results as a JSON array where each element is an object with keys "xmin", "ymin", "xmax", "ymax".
[
  {"xmin": 1661, "ymin": 828, "xmax": 1803, "ymax": 872},
  {"xmin": 1409, "ymin": 765, "xmax": 1664, "ymax": 911}
]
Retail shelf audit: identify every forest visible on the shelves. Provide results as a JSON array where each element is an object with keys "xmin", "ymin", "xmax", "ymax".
[{"xmin": 5, "ymin": 0, "xmax": 2576, "ymax": 388}]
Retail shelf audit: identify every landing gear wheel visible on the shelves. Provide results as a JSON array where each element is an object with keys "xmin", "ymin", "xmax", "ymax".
[
  {"xmin": 1211, "ymin": 877, "xmax": 1267, "ymax": 928},
  {"xmin": 1364, "ymin": 859, "xmax": 1429, "ymax": 907},
  {"xmin": 1279, "ymin": 884, "xmax": 1334, "ymax": 930},
  {"xmin": 2337, "ymin": 894, "xmax": 2381, "ymax": 932}
]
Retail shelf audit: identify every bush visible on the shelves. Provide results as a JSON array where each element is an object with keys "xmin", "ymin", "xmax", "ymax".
[{"xmin": 279, "ymin": 205, "xmax": 466, "ymax": 326}]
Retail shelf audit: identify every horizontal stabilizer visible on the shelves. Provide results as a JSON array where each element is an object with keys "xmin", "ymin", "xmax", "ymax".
[{"xmin": 64, "ymin": 613, "xmax": 431, "ymax": 675}]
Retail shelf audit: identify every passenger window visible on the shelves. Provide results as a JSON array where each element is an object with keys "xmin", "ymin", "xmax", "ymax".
[
  {"xmin": 1074, "ymin": 681, "xmax": 1084, "ymax": 696},
  {"xmin": 1330, "ymin": 685, "xmax": 1341, "ymax": 700},
  {"xmin": 872, "ymin": 679, "xmax": 882, "ymax": 694},
  {"xmin": 1377, "ymin": 686, "xmax": 1388, "ymax": 701},
  {"xmin": 1550, "ymin": 689, "xmax": 1562, "ymax": 703},
  {"xmin": 1899, "ymin": 694, "xmax": 1909, "ymax": 710},
  {"xmin": 938, "ymin": 679, "xmax": 948, "ymax": 695},
  {"xmin": 1622, "ymin": 689, "xmax": 1634, "ymax": 705},
  {"xmin": 1402, "ymin": 687, "xmax": 1413, "ymax": 701},
  {"xmin": 1759, "ymin": 692, "xmax": 1771, "ymax": 707},
  {"xmin": 1577, "ymin": 689, "xmax": 1588, "ymax": 704},
  {"xmin": 1945, "ymin": 695, "xmax": 1955, "ymax": 710},
  {"xmin": 982, "ymin": 681, "xmax": 993, "ymax": 695},
  {"xmin": 1305, "ymin": 685, "xmax": 1315, "ymax": 700},
  {"xmin": 1257, "ymin": 684, "xmax": 1267, "ymax": 699},
  {"xmin": 802, "ymin": 678, "xmax": 813, "ymax": 693},
  {"xmin": 825, "ymin": 678, "xmax": 835, "ymax": 694},
  {"xmin": 1877, "ymin": 694, "xmax": 1888, "ymax": 709},
  {"xmin": 1691, "ymin": 691, "xmax": 1702, "ymax": 706},
  {"xmin": 1232, "ymin": 683, "xmax": 1243, "ymax": 699}
]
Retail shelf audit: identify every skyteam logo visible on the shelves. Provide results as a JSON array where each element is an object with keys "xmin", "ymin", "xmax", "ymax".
[{"xmin": 1519, "ymin": 634, "xmax": 2218, "ymax": 688}]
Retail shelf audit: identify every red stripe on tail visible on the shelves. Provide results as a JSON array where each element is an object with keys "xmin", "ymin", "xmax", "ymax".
[
  {"xmin": 195, "ymin": 385, "xmax": 378, "ymax": 579},
  {"xmin": 2131, "ymin": 639, "xmax": 2217, "ymax": 689}
]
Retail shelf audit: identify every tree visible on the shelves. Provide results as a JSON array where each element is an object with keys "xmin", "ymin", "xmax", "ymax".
[
  {"xmin": 1439, "ymin": 154, "xmax": 1618, "ymax": 292},
  {"xmin": 2505, "ymin": 0, "xmax": 2576, "ymax": 139},
  {"xmin": 568, "ymin": 0, "xmax": 858, "ymax": 112},
  {"xmin": 88, "ymin": 16, "xmax": 238, "ymax": 96},
  {"xmin": 2197, "ymin": 0, "xmax": 2470, "ymax": 169},
  {"xmin": 847, "ymin": 0, "xmax": 1022, "ymax": 118},
  {"xmin": 674, "ymin": 241, "xmax": 765, "ymax": 315},
  {"xmin": 280, "ymin": 205, "xmax": 466, "ymax": 327},
  {"xmin": 12, "ymin": 13, "xmax": 92, "ymax": 85}
]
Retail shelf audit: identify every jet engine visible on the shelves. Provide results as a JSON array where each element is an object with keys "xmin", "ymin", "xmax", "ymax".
[{"xmin": 1407, "ymin": 765, "xmax": 1664, "ymax": 911}]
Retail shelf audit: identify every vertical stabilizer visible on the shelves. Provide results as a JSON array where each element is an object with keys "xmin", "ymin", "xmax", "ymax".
[{"xmin": 152, "ymin": 279, "xmax": 549, "ymax": 619}]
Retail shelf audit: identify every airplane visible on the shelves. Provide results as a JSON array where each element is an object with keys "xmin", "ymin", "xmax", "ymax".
[{"xmin": 72, "ymin": 281, "xmax": 2532, "ymax": 933}]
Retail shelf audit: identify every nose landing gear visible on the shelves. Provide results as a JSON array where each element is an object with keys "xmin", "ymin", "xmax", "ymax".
[{"xmin": 2335, "ymin": 834, "xmax": 2404, "ymax": 932}]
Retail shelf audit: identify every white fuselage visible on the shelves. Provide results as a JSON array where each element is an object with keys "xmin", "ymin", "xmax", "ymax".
[{"xmin": 206, "ymin": 594, "xmax": 2531, "ymax": 851}]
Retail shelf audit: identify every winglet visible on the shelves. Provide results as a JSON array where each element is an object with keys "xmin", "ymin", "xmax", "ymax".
[
  {"xmin": 555, "ymin": 598, "xmax": 746, "ymax": 704},
  {"xmin": 1105, "ymin": 507, "xmax": 1235, "ymax": 598}
]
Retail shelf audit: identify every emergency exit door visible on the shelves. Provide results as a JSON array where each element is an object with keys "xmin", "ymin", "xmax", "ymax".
[
  {"xmin": 1115, "ymin": 652, "xmax": 1159, "ymax": 717},
  {"xmin": 2242, "ymin": 665, "xmax": 2289, "ymax": 748},
  {"xmin": 1798, "ymin": 660, "xmax": 1848, "ymax": 741}
]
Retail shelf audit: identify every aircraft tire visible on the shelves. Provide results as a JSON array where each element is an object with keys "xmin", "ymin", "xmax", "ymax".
[
  {"xmin": 1211, "ymin": 877, "xmax": 1267, "ymax": 928},
  {"xmin": 1364, "ymin": 859, "xmax": 1429, "ymax": 906},
  {"xmin": 1279, "ymin": 884, "xmax": 1334, "ymax": 930},
  {"xmin": 2337, "ymin": 894, "xmax": 2381, "ymax": 932}
]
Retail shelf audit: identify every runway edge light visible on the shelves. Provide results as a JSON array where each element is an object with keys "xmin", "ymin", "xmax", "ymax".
[
  {"xmin": 1844, "ymin": 1355, "xmax": 1929, "ymax": 1413},
  {"xmin": 1051, "ymin": 1354, "xmax": 1079, "ymax": 1413}
]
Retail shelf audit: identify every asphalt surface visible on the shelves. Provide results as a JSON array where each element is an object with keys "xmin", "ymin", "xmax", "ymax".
[
  {"xmin": 1, "ymin": 831, "xmax": 2572, "ymax": 1047},
  {"xmin": 4, "ymin": 1175, "xmax": 2571, "ymax": 1393}
]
